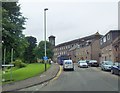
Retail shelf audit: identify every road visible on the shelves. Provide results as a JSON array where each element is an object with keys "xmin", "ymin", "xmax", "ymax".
[{"xmin": 20, "ymin": 64, "xmax": 119, "ymax": 91}]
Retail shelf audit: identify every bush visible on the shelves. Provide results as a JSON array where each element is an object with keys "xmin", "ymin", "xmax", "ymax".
[{"xmin": 11, "ymin": 59, "xmax": 27, "ymax": 68}]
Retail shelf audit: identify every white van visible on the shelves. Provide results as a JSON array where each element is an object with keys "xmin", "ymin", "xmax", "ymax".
[{"xmin": 63, "ymin": 60, "xmax": 74, "ymax": 71}]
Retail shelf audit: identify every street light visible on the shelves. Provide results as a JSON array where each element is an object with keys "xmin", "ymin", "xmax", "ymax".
[{"xmin": 44, "ymin": 8, "xmax": 48, "ymax": 71}]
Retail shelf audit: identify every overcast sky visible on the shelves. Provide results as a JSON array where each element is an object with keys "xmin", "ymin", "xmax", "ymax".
[{"xmin": 19, "ymin": 0, "xmax": 118, "ymax": 45}]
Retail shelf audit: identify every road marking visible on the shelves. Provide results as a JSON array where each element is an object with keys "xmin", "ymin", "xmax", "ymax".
[{"xmin": 50, "ymin": 65, "xmax": 62, "ymax": 82}]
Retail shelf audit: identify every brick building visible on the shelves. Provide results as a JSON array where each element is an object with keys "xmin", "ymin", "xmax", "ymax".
[
  {"xmin": 112, "ymin": 36, "xmax": 120, "ymax": 62},
  {"xmin": 75, "ymin": 32, "xmax": 101, "ymax": 63},
  {"xmin": 99, "ymin": 30, "xmax": 120, "ymax": 62},
  {"xmin": 53, "ymin": 32, "xmax": 102, "ymax": 62}
]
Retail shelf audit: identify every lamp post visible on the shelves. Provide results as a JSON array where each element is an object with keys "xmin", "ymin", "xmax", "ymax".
[{"xmin": 44, "ymin": 8, "xmax": 48, "ymax": 71}]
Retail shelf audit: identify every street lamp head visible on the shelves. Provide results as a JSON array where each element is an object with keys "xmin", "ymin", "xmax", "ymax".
[{"xmin": 44, "ymin": 8, "xmax": 48, "ymax": 11}]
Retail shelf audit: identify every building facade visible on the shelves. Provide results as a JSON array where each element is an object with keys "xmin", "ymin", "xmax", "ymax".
[
  {"xmin": 99, "ymin": 30, "xmax": 120, "ymax": 62},
  {"xmin": 75, "ymin": 34, "xmax": 101, "ymax": 63},
  {"xmin": 53, "ymin": 32, "xmax": 102, "ymax": 62},
  {"xmin": 112, "ymin": 36, "xmax": 120, "ymax": 62}
]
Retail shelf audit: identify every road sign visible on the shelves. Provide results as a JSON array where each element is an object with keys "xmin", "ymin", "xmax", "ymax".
[
  {"xmin": 2, "ymin": 64, "xmax": 14, "ymax": 81},
  {"xmin": 43, "ymin": 56, "xmax": 48, "ymax": 60},
  {"xmin": 2, "ymin": 64, "xmax": 14, "ymax": 67}
]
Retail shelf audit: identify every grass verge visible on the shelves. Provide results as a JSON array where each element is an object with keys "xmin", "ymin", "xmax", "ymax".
[{"xmin": 2, "ymin": 63, "xmax": 51, "ymax": 84}]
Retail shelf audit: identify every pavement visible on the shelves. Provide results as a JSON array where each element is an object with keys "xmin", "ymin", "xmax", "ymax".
[{"xmin": 2, "ymin": 63, "xmax": 60, "ymax": 92}]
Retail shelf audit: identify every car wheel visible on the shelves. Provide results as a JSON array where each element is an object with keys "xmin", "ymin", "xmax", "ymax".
[
  {"xmin": 111, "ymin": 69, "xmax": 114, "ymax": 74},
  {"xmin": 102, "ymin": 68, "xmax": 105, "ymax": 71}
]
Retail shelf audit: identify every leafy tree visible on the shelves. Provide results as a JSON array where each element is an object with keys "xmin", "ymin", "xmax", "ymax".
[
  {"xmin": 24, "ymin": 36, "xmax": 37, "ymax": 63},
  {"xmin": 34, "ymin": 41, "xmax": 54, "ymax": 60},
  {"xmin": 2, "ymin": 2, "xmax": 28, "ymax": 64}
]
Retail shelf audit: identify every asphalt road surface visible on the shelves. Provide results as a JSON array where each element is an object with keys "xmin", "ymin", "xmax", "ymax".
[{"xmin": 20, "ymin": 64, "xmax": 119, "ymax": 91}]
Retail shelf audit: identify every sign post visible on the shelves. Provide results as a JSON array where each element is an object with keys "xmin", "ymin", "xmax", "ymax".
[
  {"xmin": 2, "ymin": 48, "xmax": 14, "ymax": 82},
  {"xmin": 2, "ymin": 64, "xmax": 14, "ymax": 81},
  {"xmin": 43, "ymin": 56, "xmax": 48, "ymax": 71}
]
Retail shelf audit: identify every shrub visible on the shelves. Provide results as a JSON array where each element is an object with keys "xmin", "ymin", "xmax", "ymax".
[{"xmin": 11, "ymin": 59, "xmax": 27, "ymax": 68}]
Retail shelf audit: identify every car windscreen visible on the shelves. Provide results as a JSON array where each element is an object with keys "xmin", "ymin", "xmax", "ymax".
[
  {"xmin": 104, "ymin": 61, "xmax": 113, "ymax": 65},
  {"xmin": 114, "ymin": 63, "xmax": 119, "ymax": 66}
]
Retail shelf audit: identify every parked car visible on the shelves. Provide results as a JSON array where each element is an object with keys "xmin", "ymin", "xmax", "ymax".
[
  {"xmin": 111, "ymin": 62, "xmax": 120, "ymax": 75},
  {"xmin": 100, "ymin": 61, "xmax": 114, "ymax": 71},
  {"xmin": 78, "ymin": 60, "xmax": 88, "ymax": 68},
  {"xmin": 88, "ymin": 60, "xmax": 99, "ymax": 67},
  {"xmin": 63, "ymin": 60, "xmax": 74, "ymax": 71},
  {"xmin": 85, "ymin": 60, "xmax": 90, "ymax": 64}
]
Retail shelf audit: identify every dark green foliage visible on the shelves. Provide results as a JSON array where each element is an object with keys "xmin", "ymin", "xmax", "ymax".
[
  {"xmin": 24, "ymin": 36, "xmax": 37, "ymax": 63},
  {"xmin": 34, "ymin": 41, "xmax": 54, "ymax": 60},
  {"xmin": 2, "ymin": 2, "xmax": 28, "ymax": 64}
]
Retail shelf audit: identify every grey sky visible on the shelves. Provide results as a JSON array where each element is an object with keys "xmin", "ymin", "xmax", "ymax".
[{"xmin": 19, "ymin": 0, "xmax": 118, "ymax": 45}]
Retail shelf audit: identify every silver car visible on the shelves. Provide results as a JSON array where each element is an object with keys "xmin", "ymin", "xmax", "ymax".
[
  {"xmin": 78, "ymin": 60, "xmax": 88, "ymax": 68},
  {"xmin": 100, "ymin": 61, "xmax": 114, "ymax": 71}
]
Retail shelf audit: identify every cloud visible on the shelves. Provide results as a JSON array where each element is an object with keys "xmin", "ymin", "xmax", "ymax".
[{"xmin": 19, "ymin": 1, "xmax": 118, "ymax": 45}]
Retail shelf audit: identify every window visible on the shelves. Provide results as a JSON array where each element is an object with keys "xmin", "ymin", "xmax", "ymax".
[
  {"xmin": 103, "ymin": 36, "xmax": 106, "ymax": 43},
  {"xmin": 68, "ymin": 45, "xmax": 70, "ymax": 48},
  {"xmin": 100, "ymin": 38, "xmax": 103, "ymax": 45},
  {"xmin": 66, "ymin": 46, "xmax": 67, "ymax": 49},
  {"xmin": 115, "ymin": 47, "xmax": 118, "ymax": 51},
  {"xmin": 107, "ymin": 34, "xmax": 110, "ymax": 40}
]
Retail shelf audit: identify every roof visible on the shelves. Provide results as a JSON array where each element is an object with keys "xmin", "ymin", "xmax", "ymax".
[
  {"xmin": 69, "ymin": 45, "xmax": 78, "ymax": 51},
  {"xmin": 55, "ymin": 32, "xmax": 102, "ymax": 48},
  {"xmin": 48, "ymin": 35, "xmax": 55, "ymax": 38},
  {"xmin": 103, "ymin": 30, "xmax": 120, "ymax": 37}
]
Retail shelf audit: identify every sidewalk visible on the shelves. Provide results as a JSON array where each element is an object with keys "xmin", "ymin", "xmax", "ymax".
[{"xmin": 2, "ymin": 63, "xmax": 60, "ymax": 92}]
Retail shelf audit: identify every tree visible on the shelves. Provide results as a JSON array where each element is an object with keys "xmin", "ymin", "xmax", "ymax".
[
  {"xmin": 34, "ymin": 41, "xmax": 54, "ymax": 60},
  {"xmin": 2, "ymin": 2, "xmax": 28, "ymax": 64},
  {"xmin": 24, "ymin": 36, "xmax": 37, "ymax": 63}
]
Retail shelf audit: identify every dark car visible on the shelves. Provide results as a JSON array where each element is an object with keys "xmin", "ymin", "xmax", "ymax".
[
  {"xmin": 88, "ymin": 60, "xmax": 99, "ymax": 67},
  {"xmin": 111, "ymin": 62, "xmax": 120, "ymax": 75}
]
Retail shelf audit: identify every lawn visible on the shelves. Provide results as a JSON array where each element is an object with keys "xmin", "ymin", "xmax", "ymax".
[{"xmin": 2, "ymin": 63, "xmax": 51, "ymax": 84}]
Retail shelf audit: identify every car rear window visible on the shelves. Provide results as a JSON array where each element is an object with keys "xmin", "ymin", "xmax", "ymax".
[
  {"xmin": 65, "ymin": 62, "xmax": 72, "ymax": 64},
  {"xmin": 90, "ymin": 60, "xmax": 97, "ymax": 63}
]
